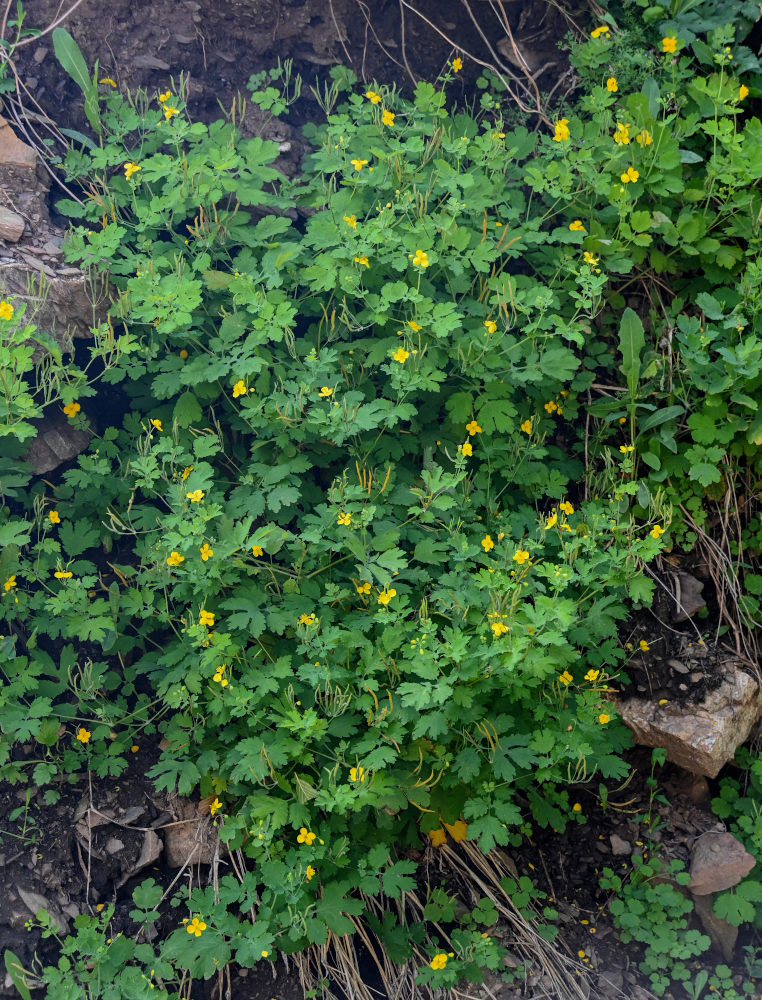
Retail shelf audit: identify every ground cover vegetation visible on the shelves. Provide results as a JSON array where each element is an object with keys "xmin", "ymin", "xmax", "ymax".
[{"xmin": 2, "ymin": 0, "xmax": 762, "ymax": 994}]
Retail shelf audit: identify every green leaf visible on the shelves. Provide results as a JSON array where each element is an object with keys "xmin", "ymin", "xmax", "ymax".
[
  {"xmin": 173, "ymin": 392, "xmax": 203, "ymax": 427},
  {"xmin": 315, "ymin": 881, "xmax": 364, "ymax": 936},
  {"xmin": 4, "ymin": 951, "xmax": 32, "ymax": 1000},
  {"xmin": 381, "ymin": 860, "xmax": 417, "ymax": 900},
  {"xmin": 618, "ymin": 308, "xmax": 645, "ymax": 399}
]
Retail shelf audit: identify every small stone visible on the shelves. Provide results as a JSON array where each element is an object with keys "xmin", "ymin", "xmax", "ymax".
[
  {"xmin": 689, "ymin": 832, "xmax": 755, "ymax": 895},
  {"xmin": 668, "ymin": 659, "xmax": 689, "ymax": 674},
  {"xmin": 0, "ymin": 206, "xmax": 24, "ymax": 242},
  {"xmin": 104, "ymin": 837, "xmax": 125, "ymax": 854},
  {"xmin": 33, "ymin": 46, "xmax": 48, "ymax": 64},
  {"xmin": 610, "ymin": 834, "xmax": 631, "ymax": 856},
  {"xmin": 690, "ymin": 672, "xmax": 703, "ymax": 683},
  {"xmin": 597, "ymin": 970, "xmax": 624, "ymax": 997},
  {"xmin": 673, "ymin": 572, "xmax": 706, "ymax": 622},
  {"xmin": 0, "ymin": 116, "xmax": 37, "ymax": 169}
]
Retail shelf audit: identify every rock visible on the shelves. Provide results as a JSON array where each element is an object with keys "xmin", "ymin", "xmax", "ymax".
[
  {"xmin": 597, "ymin": 970, "xmax": 624, "ymax": 997},
  {"xmin": 23, "ymin": 412, "xmax": 91, "ymax": 475},
  {"xmin": 104, "ymin": 837, "xmax": 125, "ymax": 854},
  {"xmin": 668, "ymin": 659, "xmax": 689, "ymax": 674},
  {"xmin": 163, "ymin": 799, "xmax": 223, "ymax": 867},
  {"xmin": 689, "ymin": 832, "xmax": 755, "ymax": 895},
  {"xmin": 0, "ymin": 116, "xmax": 37, "ymax": 170},
  {"xmin": 0, "ymin": 206, "xmax": 24, "ymax": 243},
  {"xmin": 618, "ymin": 660, "xmax": 762, "ymax": 777},
  {"xmin": 673, "ymin": 572, "xmax": 706, "ymax": 623},
  {"xmin": 0, "ymin": 257, "xmax": 106, "ymax": 354},
  {"xmin": 16, "ymin": 886, "xmax": 68, "ymax": 934},
  {"xmin": 692, "ymin": 892, "xmax": 738, "ymax": 961},
  {"xmin": 610, "ymin": 834, "xmax": 631, "ymax": 856}
]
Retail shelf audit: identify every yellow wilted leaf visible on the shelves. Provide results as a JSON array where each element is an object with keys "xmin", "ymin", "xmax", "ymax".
[
  {"xmin": 428, "ymin": 827, "xmax": 447, "ymax": 847},
  {"xmin": 444, "ymin": 819, "xmax": 468, "ymax": 842}
]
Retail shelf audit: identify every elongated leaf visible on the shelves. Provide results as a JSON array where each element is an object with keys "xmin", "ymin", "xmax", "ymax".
[
  {"xmin": 52, "ymin": 28, "xmax": 91, "ymax": 96},
  {"xmin": 3, "ymin": 951, "xmax": 32, "ymax": 1000},
  {"xmin": 618, "ymin": 307, "xmax": 645, "ymax": 399}
]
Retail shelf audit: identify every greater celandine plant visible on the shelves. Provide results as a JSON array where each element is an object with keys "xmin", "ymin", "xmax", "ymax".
[{"xmin": 1, "ymin": 8, "xmax": 760, "ymax": 993}]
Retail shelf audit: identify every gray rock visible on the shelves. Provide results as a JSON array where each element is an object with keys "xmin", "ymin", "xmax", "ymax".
[
  {"xmin": 673, "ymin": 572, "xmax": 706, "ymax": 622},
  {"xmin": 610, "ymin": 834, "xmax": 631, "ymax": 856},
  {"xmin": 23, "ymin": 412, "xmax": 91, "ymax": 475},
  {"xmin": 0, "ymin": 206, "xmax": 24, "ymax": 243},
  {"xmin": 689, "ymin": 832, "xmax": 755, "ymax": 895},
  {"xmin": 692, "ymin": 891, "xmax": 738, "ymax": 961}
]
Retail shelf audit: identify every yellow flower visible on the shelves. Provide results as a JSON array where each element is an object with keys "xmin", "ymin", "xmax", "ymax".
[
  {"xmin": 408, "ymin": 320, "xmax": 422, "ymax": 331},
  {"xmin": 0, "ymin": 300, "xmax": 14, "ymax": 321},
  {"xmin": 318, "ymin": 386, "xmax": 333, "ymax": 398},
  {"xmin": 186, "ymin": 917, "xmax": 206, "ymax": 937},
  {"xmin": 599, "ymin": 713, "xmax": 611, "ymax": 725},
  {"xmin": 662, "ymin": 36, "xmax": 677, "ymax": 53},
  {"xmin": 365, "ymin": 90, "xmax": 382, "ymax": 104},
  {"xmin": 337, "ymin": 511, "xmax": 352, "ymax": 526},
  {"xmin": 606, "ymin": 77, "xmax": 618, "ymax": 92},
  {"xmin": 569, "ymin": 220, "xmax": 586, "ymax": 232},
  {"xmin": 63, "ymin": 402, "xmax": 81, "ymax": 418},
  {"xmin": 452, "ymin": 57, "xmax": 463, "ymax": 72},
  {"xmin": 356, "ymin": 581, "xmax": 371, "ymax": 595},
  {"xmin": 377, "ymin": 588, "xmax": 397, "ymax": 606},
  {"xmin": 429, "ymin": 827, "xmax": 447, "ymax": 847},
  {"xmin": 99, "ymin": 77, "xmax": 117, "ymax": 87},
  {"xmin": 76, "ymin": 727, "xmax": 91, "ymax": 744},
  {"xmin": 513, "ymin": 549, "xmax": 530, "ymax": 565},
  {"xmin": 124, "ymin": 162, "xmax": 141, "ymax": 180},
  {"xmin": 200, "ymin": 543, "xmax": 214, "ymax": 561},
  {"xmin": 739, "ymin": 84, "xmax": 750, "ymax": 100},
  {"xmin": 179, "ymin": 348, "xmax": 189, "ymax": 359},
  {"xmin": 481, "ymin": 534, "xmax": 495, "ymax": 552},
  {"xmin": 54, "ymin": 570, "xmax": 73, "ymax": 579},
  {"xmin": 164, "ymin": 106, "xmax": 179, "ymax": 120},
  {"xmin": 412, "ymin": 249, "xmax": 429, "ymax": 268},
  {"xmin": 552, "ymin": 118, "xmax": 570, "ymax": 142},
  {"xmin": 484, "ymin": 319, "xmax": 497, "ymax": 334},
  {"xmin": 251, "ymin": 545, "xmax": 264, "ymax": 556},
  {"xmin": 583, "ymin": 251, "xmax": 599, "ymax": 266},
  {"xmin": 430, "ymin": 954, "xmax": 448, "ymax": 970},
  {"xmin": 639, "ymin": 639, "xmax": 650, "ymax": 652},
  {"xmin": 491, "ymin": 621, "xmax": 509, "ymax": 637},
  {"xmin": 213, "ymin": 666, "xmax": 228, "ymax": 687},
  {"xmin": 305, "ymin": 865, "xmax": 316, "ymax": 881},
  {"xmin": 350, "ymin": 766, "xmax": 366, "ymax": 782},
  {"xmin": 466, "ymin": 420, "xmax": 482, "ymax": 435},
  {"xmin": 520, "ymin": 419, "xmax": 532, "ymax": 434},
  {"xmin": 182, "ymin": 465, "xmax": 193, "ymax": 480},
  {"xmin": 572, "ymin": 802, "xmax": 582, "ymax": 812},
  {"xmin": 299, "ymin": 613, "xmax": 316, "ymax": 626},
  {"xmin": 354, "ymin": 255, "xmax": 369, "ymax": 268},
  {"xmin": 559, "ymin": 670, "xmax": 573, "ymax": 686},
  {"xmin": 199, "ymin": 610, "xmax": 215, "ymax": 627},
  {"xmin": 343, "ymin": 214, "xmax": 358, "ymax": 228},
  {"xmin": 544, "ymin": 400, "xmax": 558, "ymax": 414},
  {"xmin": 635, "ymin": 129, "xmax": 653, "ymax": 146},
  {"xmin": 4, "ymin": 575, "xmax": 17, "ymax": 592},
  {"xmin": 232, "ymin": 380, "xmax": 247, "ymax": 398},
  {"xmin": 544, "ymin": 512, "xmax": 558, "ymax": 530},
  {"xmin": 459, "ymin": 441, "xmax": 473, "ymax": 457},
  {"xmin": 619, "ymin": 444, "xmax": 634, "ymax": 453},
  {"xmin": 591, "ymin": 25, "xmax": 610, "ymax": 38},
  {"xmin": 186, "ymin": 489, "xmax": 204, "ymax": 502},
  {"xmin": 613, "ymin": 121, "xmax": 631, "ymax": 145},
  {"xmin": 166, "ymin": 551, "xmax": 185, "ymax": 567},
  {"xmin": 560, "ymin": 501, "xmax": 575, "ymax": 516},
  {"xmin": 620, "ymin": 166, "xmax": 639, "ymax": 184},
  {"xmin": 392, "ymin": 347, "xmax": 410, "ymax": 363},
  {"xmin": 150, "ymin": 418, "xmax": 162, "ymax": 431},
  {"xmin": 297, "ymin": 827, "xmax": 316, "ymax": 845},
  {"xmin": 351, "ymin": 158, "xmax": 369, "ymax": 171},
  {"xmin": 381, "ymin": 109, "xmax": 395, "ymax": 126},
  {"xmin": 585, "ymin": 669, "xmax": 600, "ymax": 682},
  {"xmin": 650, "ymin": 524, "xmax": 665, "ymax": 539},
  {"xmin": 49, "ymin": 510, "xmax": 61, "ymax": 524},
  {"xmin": 158, "ymin": 90, "xmax": 172, "ymax": 103},
  {"xmin": 210, "ymin": 797, "xmax": 222, "ymax": 815}
]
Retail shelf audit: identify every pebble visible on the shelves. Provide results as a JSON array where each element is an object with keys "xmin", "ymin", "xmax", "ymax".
[{"xmin": 668, "ymin": 658, "xmax": 689, "ymax": 674}]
